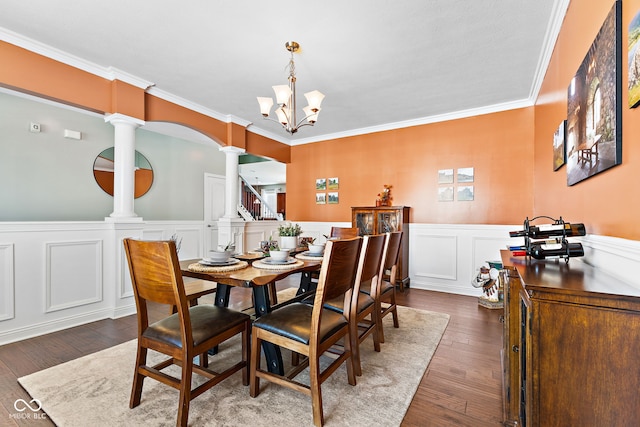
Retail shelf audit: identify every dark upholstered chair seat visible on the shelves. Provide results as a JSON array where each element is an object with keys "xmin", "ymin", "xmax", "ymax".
[
  {"xmin": 359, "ymin": 278, "xmax": 393, "ymax": 296},
  {"xmin": 143, "ymin": 305, "xmax": 250, "ymax": 348},
  {"xmin": 323, "ymin": 292, "xmax": 374, "ymax": 314},
  {"xmin": 301, "ymin": 282, "xmax": 375, "ymax": 314},
  {"xmin": 252, "ymin": 302, "xmax": 348, "ymax": 345}
]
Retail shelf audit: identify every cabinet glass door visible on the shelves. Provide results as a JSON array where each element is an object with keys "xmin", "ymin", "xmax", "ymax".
[
  {"xmin": 354, "ymin": 212, "xmax": 374, "ymax": 235},
  {"xmin": 377, "ymin": 211, "xmax": 399, "ymax": 233}
]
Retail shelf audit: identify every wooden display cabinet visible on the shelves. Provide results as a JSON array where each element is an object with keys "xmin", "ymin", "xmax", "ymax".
[
  {"xmin": 351, "ymin": 206, "xmax": 410, "ymax": 288},
  {"xmin": 500, "ymin": 249, "xmax": 640, "ymax": 426}
]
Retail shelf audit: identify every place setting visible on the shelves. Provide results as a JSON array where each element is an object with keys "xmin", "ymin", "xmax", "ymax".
[
  {"xmin": 187, "ymin": 248, "xmax": 249, "ymax": 273},
  {"xmin": 295, "ymin": 242, "xmax": 325, "ymax": 261},
  {"xmin": 253, "ymin": 249, "xmax": 304, "ymax": 270}
]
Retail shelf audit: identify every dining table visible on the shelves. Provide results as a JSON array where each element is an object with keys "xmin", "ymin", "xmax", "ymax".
[{"xmin": 179, "ymin": 251, "xmax": 322, "ymax": 375}]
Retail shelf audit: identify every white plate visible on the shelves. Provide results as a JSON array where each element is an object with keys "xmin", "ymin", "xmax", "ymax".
[
  {"xmin": 263, "ymin": 257, "xmax": 296, "ymax": 265},
  {"xmin": 199, "ymin": 258, "xmax": 239, "ymax": 266},
  {"xmin": 302, "ymin": 251, "xmax": 324, "ymax": 257}
]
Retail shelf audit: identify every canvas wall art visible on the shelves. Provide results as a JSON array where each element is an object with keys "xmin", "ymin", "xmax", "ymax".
[
  {"xmin": 553, "ymin": 120, "xmax": 567, "ymax": 171},
  {"xmin": 566, "ymin": 0, "xmax": 621, "ymax": 186},
  {"xmin": 628, "ymin": 8, "xmax": 640, "ymax": 108}
]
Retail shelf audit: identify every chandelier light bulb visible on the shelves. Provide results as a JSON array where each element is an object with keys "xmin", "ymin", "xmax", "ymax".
[{"xmin": 257, "ymin": 97, "xmax": 274, "ymax": 116}]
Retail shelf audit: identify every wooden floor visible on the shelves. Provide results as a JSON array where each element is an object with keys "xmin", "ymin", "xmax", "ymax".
[{"xmin": 0, "ymin": 277, "xmax": 504, "ymax": 426}]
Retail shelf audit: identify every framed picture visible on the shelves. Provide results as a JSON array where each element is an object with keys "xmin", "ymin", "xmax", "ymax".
[
  {"xmin": 457, "ymin": 167, "xmax": 474, "ymax": 183},
  {"xmin": 629, "ymin": 9, "xmax": 640, "ymax": 108},
  {"xmin": 438, "ymin": 169, "xmax": 454, "ymax": 184},
  {"xmin": 315, "ymin": 178, "xmax": 326, "ymax": 190},
  {"xmin": 566, "ymin": 1, "xmax": 622, "ymax": 186},
  {"xmin": 457, "ymin": 185, "xmax": 474, "ymax": 201},
  {"xmin": 553, "ymin": 120, "xmax": 567, "ymax": 171},
  {"xmin": 438, "ymin": 186, "xmax": 454, "ymax": 202},
  {"xmin": 315, "ymin": 193, "xmax": 326, "ymax": 204},
  {"xmin": 327, "ymin": 177, "xmax": 339, "ymax": 190},
  {"xmin": 328, "ymin": 192, "xmax": 339, "ymax": 204}
]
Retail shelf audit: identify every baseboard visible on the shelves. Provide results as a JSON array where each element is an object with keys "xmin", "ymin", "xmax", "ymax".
[{"xmin": 0, "ymin": 304, "xmax": 136, "ymax": 346}]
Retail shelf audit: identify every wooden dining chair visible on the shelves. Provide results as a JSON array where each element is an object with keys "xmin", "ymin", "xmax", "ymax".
[
  {"xmin": 123, "ymin": 238, "xmax": 251, "ymax": 427},
  {"xmin": 329, "ymin": 226, "xmax": 359, "ymax": 239},
  {"xmin": 321, "ymin": 233, "xmax": 386, "ymax": 376},
  {"xmin": 360, "ymin": 231, "xmax": 402, "ymax": 343},
  {"xmin": 249, "ymin": 237, "xmax": 362, "ymax": 427}
]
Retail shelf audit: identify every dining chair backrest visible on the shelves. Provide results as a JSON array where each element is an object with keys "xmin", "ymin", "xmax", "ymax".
[
  {"xmin": 330, "ymin": 227, "xmax": 359, "ymax": 239},
  {"xmin": 381, "ymin": 231, "xmax": 403, "ymax": 283},
  {"xmin": 313, "ymin": 237, "xmax": 362, "ymax": 312},
  {"xmin": 124, "ymin": 239, "xmax": 192, "ymax": 335},
  {"xmin": 354, "ymin": 234, "xmax": 386, "ymax": 296}
]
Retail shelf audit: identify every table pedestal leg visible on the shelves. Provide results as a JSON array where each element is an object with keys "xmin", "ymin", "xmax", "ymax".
[
  {"xmin": 253, "ymin": 285, "xmax": 284, "ymax": 375},
  {"xmin": 298, "ymin": 271, "xmax": 317, "ymax": 295},
  {"xmin": 207, "ymin": 284, "xmax": 233, "ymax": 355}
]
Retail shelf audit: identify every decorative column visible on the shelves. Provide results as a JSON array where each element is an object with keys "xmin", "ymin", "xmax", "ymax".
[
  {"xmin": 104, "ymin": 113, "xmax": 145, "ymax": 221},
  {"xmin": 218, "ymin": 145, "xmax": 246, "ymax": 253},
  {"xmin": 220, "ymin": 145, "xmax": 245, "ymax": 218}
]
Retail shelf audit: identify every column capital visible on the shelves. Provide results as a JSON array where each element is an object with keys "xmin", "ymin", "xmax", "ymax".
[
  {"xmin": 219, "ymin": 145, "xmax": 245, "ymax": 155},
  {"xmin": 104, "ymin": 113, "xmax": 145, "ymax": 127}
]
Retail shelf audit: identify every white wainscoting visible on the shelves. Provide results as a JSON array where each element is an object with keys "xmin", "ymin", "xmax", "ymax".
[
  {"xmin": 0, "ymin": 220, "xmax": 638, "ymax": 345},
  {"xmin": 409, "ymin": 224, "xmax": 516, "ymax": 296},
  {"xmin": 45, "ymin": 239, "xmax": 103, "ymax": 313},
  {"xmin": 0, "ymin": 243, "xmax": 15, "ymax": 321},
  {"xmin": 0, "ymin": 220, "xmax": 205, "ymax": 345}
]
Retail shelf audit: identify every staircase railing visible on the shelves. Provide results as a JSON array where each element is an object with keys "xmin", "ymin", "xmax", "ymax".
[{"xmin": 239, "ymin": 176, "xmax": 283, "ymax": 221}]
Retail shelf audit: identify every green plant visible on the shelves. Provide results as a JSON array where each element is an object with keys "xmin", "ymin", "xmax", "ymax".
[{"xmin": 278, "ymin": 223, "xmax": 303, "ymax": 236}]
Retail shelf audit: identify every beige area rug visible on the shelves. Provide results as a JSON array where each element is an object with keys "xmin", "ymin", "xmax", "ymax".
[{"xmin": 19, "ymin": 305, "xmax": 449, "ymax": 427}]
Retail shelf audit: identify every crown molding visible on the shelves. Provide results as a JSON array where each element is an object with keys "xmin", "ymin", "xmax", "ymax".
[
  {"xmin": 527, "ymin": 0, "xmax": 571, "ymax": 100},
  {"xmin": 1, "ymin": 27, "xmax": 111, "ymax": 80},
  {"xmin": 286, "ymin": 98, "xmax": 535, "ymax": 146}
]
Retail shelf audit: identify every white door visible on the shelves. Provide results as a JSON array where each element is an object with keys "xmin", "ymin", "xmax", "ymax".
[
  {"xmin": 204, "ymin": 173, "xmax": 225, "ymax": 253},
  {"xmin": 261, "ymin": 189, "xmax": 277, "ymax": 219}
]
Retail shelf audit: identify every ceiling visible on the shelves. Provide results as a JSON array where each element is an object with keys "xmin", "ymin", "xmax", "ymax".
[{"xmin": 0, "ymin": 0, "xmax": 567, "ymax": 147}]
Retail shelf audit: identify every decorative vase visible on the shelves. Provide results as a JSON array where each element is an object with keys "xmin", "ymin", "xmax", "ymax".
[{"xmin": 280, "ymin": 236, "xmax": 298, "ymax": 250}]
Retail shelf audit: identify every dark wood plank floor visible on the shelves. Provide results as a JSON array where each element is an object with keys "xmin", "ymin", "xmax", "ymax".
[{"xmin": 0, "ymin": 277, "xmax": 504, "ymax": 426}]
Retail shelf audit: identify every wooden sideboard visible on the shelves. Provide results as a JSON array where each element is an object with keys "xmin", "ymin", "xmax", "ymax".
[
  {"xmin": 500, "ymin": 250, "xmax": 640, "ymax": 426},
  {"xmin": 351, "ymin": 206, "xmax": 410, "ymax": 288}
]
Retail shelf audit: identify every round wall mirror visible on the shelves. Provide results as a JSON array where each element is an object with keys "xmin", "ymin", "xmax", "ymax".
[{"xmin": 93, "ymin": 147, "xmax": 153, "ymax": 198}]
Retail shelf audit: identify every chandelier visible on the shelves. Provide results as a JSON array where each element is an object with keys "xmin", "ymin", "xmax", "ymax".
[{"xmin": 257, "ymin": 41, "xmax": 325, "ymax": 134}]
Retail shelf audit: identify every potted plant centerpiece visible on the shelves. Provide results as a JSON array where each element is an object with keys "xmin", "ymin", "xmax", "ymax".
[{"xmin": 278, "ymin": 222, "xmax": 303, "ymax": 250}]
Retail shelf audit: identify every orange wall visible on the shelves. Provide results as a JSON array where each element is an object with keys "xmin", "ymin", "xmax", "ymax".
[
  {"xmin": 534, "ymin": 0, "xmax": 640, "ymax": 240},
  {"xmin": 0, "ymin": 42, "xmax": 111, "ymax": 113},
  {"xmin": 287, "ymin": 108, "xmax": 535, "ymax": 224}
]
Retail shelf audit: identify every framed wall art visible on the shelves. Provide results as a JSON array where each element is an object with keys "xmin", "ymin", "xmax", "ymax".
[
  {"xmin": 566, "ymin": 0, "xmax": 622, "ymax": 186},
  {"xmin": 328, "ymin": 192, "xmax": 339, "ymax": 204},
  {"xmin": 553, "ymin": 120, "xmax": 567, "ymax": 170},
  {"xmin": 438, "ymin": 169, "xmax": 454, "ymax": 184},
  {"xmin": 629, "ymin": 8, "xmax": 640, "ymax": 108},
  {"xmin": 457, "ymin": 185, "xmax": 474, "ymax": 201},
  {"xmin": 315, "ymin": 192, "xmax": 326, "ymax": 204},
  {"xmin": 457, "ymin": 167, "xmax": 474, "ymax": 183},
  {"xmin": 438, "ymin": 186, "xmax": 454, "ymax": 202},
  {"xmin": 327, "ymin": 177, "xmax": 339, "ymax": 190},
  {"xmin": 315, "ymin": 178, "xmax": 326, "ymax": 190}
]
